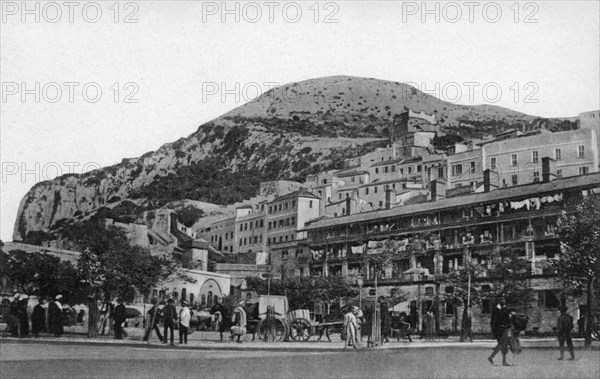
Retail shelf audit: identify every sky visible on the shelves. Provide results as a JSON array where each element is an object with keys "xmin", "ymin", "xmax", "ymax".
[{"xmin": 1, "ymin": 0, "xmax": 599, "ymax": 241}]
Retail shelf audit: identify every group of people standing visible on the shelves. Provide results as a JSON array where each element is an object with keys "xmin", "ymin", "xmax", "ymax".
[
  {"xmin": 141, "ymin": 298, "xmax": 192, "ymax": 345},
  {"xmin": 3, "ymin": 294, "xmax": 66, "ymax": 338}
]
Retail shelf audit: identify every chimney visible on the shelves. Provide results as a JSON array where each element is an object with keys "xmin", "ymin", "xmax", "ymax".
[
  {"xmin": 542, "ymin": 157, "xmax": 556, "ymax": 183},
  {"xmin": 483, "ymin": 169, "xmax": 491, "ymax": 192},
  {"xmin": 430, "ymin": 179, "xmax": 446, "ymax": 201}
]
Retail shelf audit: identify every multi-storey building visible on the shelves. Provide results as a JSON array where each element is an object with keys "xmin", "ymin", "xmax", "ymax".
[
  {"xmin": 198, "ymin": 216, "xmax": 236, "ymax": 253},
  {"xmin": 302, "ymin": 169, "xmax": 600, "ymax": 334},
  {"xmin": 266, "ymin": 190, "xmax": 320, "ymax": 277},
  {"xmin": 482, "ymin": 128, "xmax": 598, "ymax": 188},
  {"xmin": 446, "ymin": 146, "xmax": 483, "ymax": 191},
  {"xmin": 234, "ymin": 203, "xmax": 267, "ymax": 256}
]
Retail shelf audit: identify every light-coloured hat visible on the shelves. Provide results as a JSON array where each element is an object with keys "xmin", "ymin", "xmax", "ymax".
[
  {"xmin": 19, "ymin": 294, "xmax": 29, "ymax": 300},
  {"xmin": 55, "ymin": 294, "xmax": 63, "ymax": 300}
]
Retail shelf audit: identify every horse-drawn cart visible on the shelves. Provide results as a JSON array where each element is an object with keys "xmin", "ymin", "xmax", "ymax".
[{"xmin": 252, "ymin": 295, "xmax": 344, "ymax": 342}]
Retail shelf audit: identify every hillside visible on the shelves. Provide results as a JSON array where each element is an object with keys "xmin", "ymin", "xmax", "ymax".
[{"xmin": 13, "ymin": 75, "xmax": 577, "ymax": 241}]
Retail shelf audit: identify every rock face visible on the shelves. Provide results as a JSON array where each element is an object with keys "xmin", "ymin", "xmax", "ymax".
[{"xmin": 13, "ymin": 75, "xmax": 573, "ymax": 241}]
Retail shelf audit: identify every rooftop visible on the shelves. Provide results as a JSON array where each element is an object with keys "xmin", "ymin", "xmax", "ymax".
[{"xmin": 302, "ymin": 172, "xmax": 600, "ymax": 231}]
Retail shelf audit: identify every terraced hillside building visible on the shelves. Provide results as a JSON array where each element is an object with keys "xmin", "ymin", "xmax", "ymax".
[{"xmin": 301, "ymin": 170, "xmax": 600, "ymax": 334}]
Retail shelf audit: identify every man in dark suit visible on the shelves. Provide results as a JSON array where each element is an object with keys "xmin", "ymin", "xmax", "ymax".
[
  {"xmin": 143, "ymin": 299, "xmax": 164, "ymax": 342},
  {"xmin": 112, "ymin": 298, "xmax": 126, "ymax": 339},
  {"xmin": 162, "ymin": 298, "xmax": 178, "ymax": 346},
  {"xmin": 48, "ymin": 295, "xmax": 64, "ymax": 337},
  {"xmin": 488, "ymin": 297, "xmax": 512, "ymax": 366},
  {"xmin": 557, "ymin": 306, "xmax": 575, "ymax": 360}
]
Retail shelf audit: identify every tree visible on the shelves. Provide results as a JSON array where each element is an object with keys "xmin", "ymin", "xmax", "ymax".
[
  {"xmin": 0, "ymin": 248, "xmax": 85, "ymax": 302},
  {"xmin": 487, "ymin": 247, "xmax": 535, "ymax": 311},
  {"xmin": 440, "ymin": 262, "xmax": 484, "ymax": 341},
  {"xmin": 555, "ymin": 195, "xmax": 600, "ymax": 347}
]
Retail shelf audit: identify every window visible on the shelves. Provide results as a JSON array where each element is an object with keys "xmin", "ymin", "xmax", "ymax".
[
  {"xmin": 470, "ymin": 162, "xmax": 475, "ymax": 173},
  {"xmin": 374, "ymin": 186, "xmax": 378, "ymax": 193},
  {"xmin": 490, "ymin": 157, "xmax": 496, "ymax": 170},
  {"xmin": 532, "ymin": 151, "xmax": 539, "ymax": 163},
  {"xmin": 268, "ymin": 222, "xmax": 272, "ymax": 230},
  {"xmin": 579, "ymin": 166, "xmax": 589, "ymax": 175},
  {"xmin": 538, "ymin": 290, "xmax": 560, "ymax": 309},
  {"xmin": 425, "ymin": 287, "xmax": 434, "ymax": 295},
  {"xmin": 339, "ymin": 193, "xmax": 342, "ymax": 200},
  {"xmin": 260, "ymin": 220, "xmax": 264, "ymax": 228},
  {"xmin": 309, "ymin": 200, "xmax": 313, "ymax": 208},
  {"xmin": 351, "ymin": 176, "xmax": 355, "ymax": 182},
  {"xmin": 384, "ymin": 166, "xmax": 389, "ymax": 173},
  {"xmin": 555, "ymin": 148, "xmax": 562, "ymax": 160},
  {"xmin": 391, "ymin": 165, "xmax": 396, "ymax": 172},
  {"xmin": 511, "ymin": 154, "xmax": 518, "ymax": 166},
  {"xmin": 285, "ymin": 235, "xmax": 288, "ymax": 242},
  {"xmin": 379, "ymin": 201, "xmax": 383, "ymax": 207},
  {"xmin": 291, "ymin": 217, "xmax": 295, "ymax": 224},
  {"xmin": 451, "ymin": 164, "xmax": 462, "ymax": 177},
  {"xmin": 365, "ymin": 187, "xmax": 369, "ymax": 195},
  {"xmin": 269, "ymin": 206, "xmax": 272, "ymax": 213},
  {"xmin": 284, "ymin": 202, "xmax": 288, "ymax": 210},
  {"xmin": 278, "ymin": 204, "xmax": 282, "ymax": 211},
  {"xmin": 240, "ymin": 225, "xmax": 243, "ymax": 232},
  {"xmin": 417, "ymin": 165, "xmax": 422, "ymax": 173},
  {"xmin": 375, "ymin": 168, "xmax": 379, "ymax": 174},
  {"xmin": 578, "ymin": 145, "xmax": 585, "ymax": 158},
  {"xmin": 557, "ymin": 169, "xmax": 562, "ymax": 179},
  {"xmin": 533, "ymin": 171, "xmax": 540, "ymax": 182},
  {"xmin": 408, "ymin": 167, "xmax": 413, "ymax": 174},
  {"xmin": 512, "ymin": 174, "xmax": 518, "ymax": 186}
]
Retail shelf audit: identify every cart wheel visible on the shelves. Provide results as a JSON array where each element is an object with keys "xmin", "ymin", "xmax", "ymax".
[
  {"xmin": 325, "ymin": 324, "xmax": 344, "ymax": 343},
  {"xmin": 258, "ymin": 318, "xmax": 287, "ymax": 342},
  {"xmin": 290, "ymin": 319, "xmax": 312, "ymax": 342}
]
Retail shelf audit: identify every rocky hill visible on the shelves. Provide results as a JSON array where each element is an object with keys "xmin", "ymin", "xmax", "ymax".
[{"xmin": 13, "ymin": 75, "xmax": 577, "ymax": 241}]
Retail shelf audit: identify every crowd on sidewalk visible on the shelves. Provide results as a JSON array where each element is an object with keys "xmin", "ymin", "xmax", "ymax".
[{"xmin": 2, "ymin": 292, "xmax": 592, "ymax": 363}]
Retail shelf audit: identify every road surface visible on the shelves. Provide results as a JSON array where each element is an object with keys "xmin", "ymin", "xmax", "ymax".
[{"xmin": 1, "ymin": 343, "xmax": 598, "ymax": 378}]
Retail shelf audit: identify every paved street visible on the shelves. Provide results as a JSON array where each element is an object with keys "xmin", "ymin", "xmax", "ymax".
[{"xmin": 1, "ymin": 342, "xmax": 599, "ymax": 379}]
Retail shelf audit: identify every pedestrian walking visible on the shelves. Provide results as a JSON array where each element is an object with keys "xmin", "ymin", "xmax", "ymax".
[
  {"xmin": 488, "ymin": 297, "xmax": 512, "ymax": 366},
  {"xmin": 211, "ymin": 298, "xmax": 229, "ymax": 342},
  {"xmin": 48, "ymin": 295, "xmax": 64, "ymax": 337},
  {"xmin": 162, "ymin": 298, "xmax": 178, "ymax": 346},
  {"xmin": 31, "ymin": 298, "xmax": 47, "ymax": 337},
  {"xmin": 143, "ymin": 299, "xmax": 164, "ymax": 342},
  {"xmin": 343, "ymin": 306, "xmax": 359, "ymax": 349},
  {"xmin": 112, "ymin": 298, "xmax": 126, "ymax": 340},
  {"xmin": 379, "ymin": 298, "xmax": 391, "ymax": 343},
  {"xmin": 87, "ymin": 295, "xmax": 99, "ymax": 339},
  {"xmin": 179, "ymin": 301, "xmax": 191, "ymax": 345},
  {"xmin": 399, "ymin": 312, "xmax": 413, "ymax": 342},
  {"xmin": 557, "ymin": 306, "xmax": 575, "ymax": 361},
  {"xmin": 231, "ymin": 301, "xmax": 247, "ymax": 343}
]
